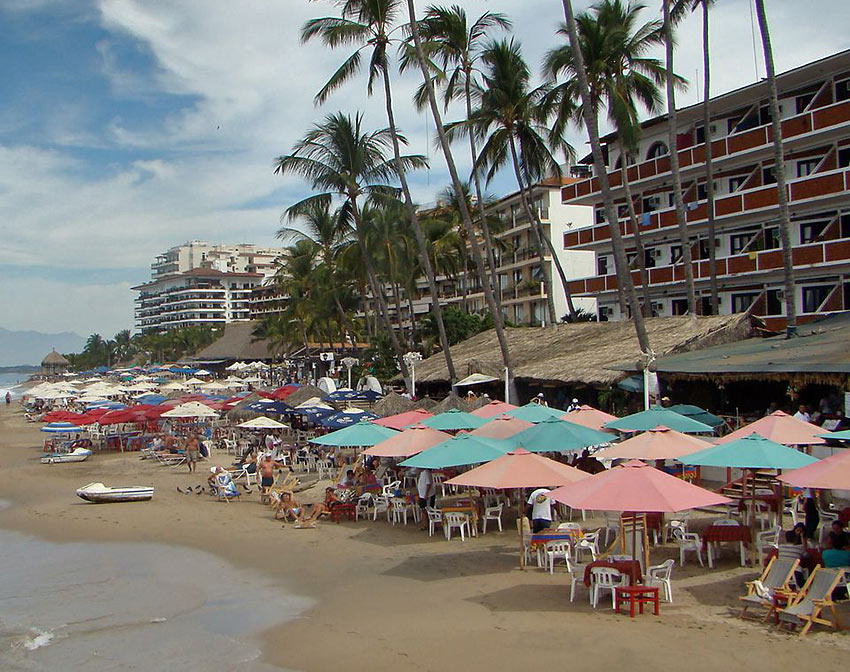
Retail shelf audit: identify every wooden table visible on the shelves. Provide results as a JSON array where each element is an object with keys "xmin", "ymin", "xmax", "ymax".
[{"xmin": 615, "ymin": 586, "xmax": 660, "ymax": 617}]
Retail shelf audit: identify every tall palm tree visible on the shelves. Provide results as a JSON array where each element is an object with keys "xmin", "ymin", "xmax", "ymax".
[
  {"xmin": 661, "ymin": 0, "xmax": 697, "ymax": 316},
  {"xmin": 403, "ymin": 0, "xmax": 516, "ymax": 397},
  {"xmin": 754, "ymin": 0, "xmax": 797, "ymax": 337},
  {"xmin": 456, "ymin": 38, "xmax": 578, "ymax": 323},
  {"xmin": 558, "ymin": 0, "xmax": 652, "ymax": 352},
  {"xmin": 302, "ymin": 0, "xmax": 457, "ymax": 383},
  {"xmin": 274, "ymin": 112, "xmax": 426, "ymax": 384}
]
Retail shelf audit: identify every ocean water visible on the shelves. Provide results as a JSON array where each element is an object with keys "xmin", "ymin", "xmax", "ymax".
[
  {"xmin": 0, "ymin": 524, "xmax": 311, "ymax": 671},
  {"xmin": 0, "ymin": 372, "xmax": 31, "ymax": 399}
]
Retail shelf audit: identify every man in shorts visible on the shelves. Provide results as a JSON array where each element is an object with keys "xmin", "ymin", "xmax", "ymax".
[
  {"xmin": 259, "ymin": 453, "xmax": 276, "ymax": 493},
  {"xmin": 185, "ymin": 433, "xmax": 200, "ymax": 473}
]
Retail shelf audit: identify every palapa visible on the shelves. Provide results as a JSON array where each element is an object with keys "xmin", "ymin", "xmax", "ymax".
[
  {"xmin": 285, "ymin": 384, "xmax": 331, "ymax": 408},
  {"xmin": 431, "ymin": 392, "xmax": 472, "ymax": 414},
  {"xmin": 373, "ymin": 391, "xmax": 417, "ymax": 417}
]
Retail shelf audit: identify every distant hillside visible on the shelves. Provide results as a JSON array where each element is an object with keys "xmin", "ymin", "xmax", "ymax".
[{"xmin": 0, "ymin": 328, "xmax": 85, "ymax": 367}]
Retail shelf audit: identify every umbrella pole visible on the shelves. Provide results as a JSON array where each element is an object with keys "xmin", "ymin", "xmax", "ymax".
[{"xmin": 519, "ymin": 487, "xmax": 526, "ymax": 571}]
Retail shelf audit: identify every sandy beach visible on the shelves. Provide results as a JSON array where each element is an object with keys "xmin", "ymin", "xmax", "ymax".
[{"xmin": 1, "ymin": 404, "xmax": 848, "ymax": 671}]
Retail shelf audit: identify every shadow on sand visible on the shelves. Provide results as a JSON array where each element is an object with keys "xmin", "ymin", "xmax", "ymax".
[{"xmin": 382, "ymin": 548, "xmax": 518, "ymax": 582}]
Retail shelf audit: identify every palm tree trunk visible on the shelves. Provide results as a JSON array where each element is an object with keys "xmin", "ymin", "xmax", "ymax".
[
  {"xmin": 560, "ymin": 0, "xmax": 651, "ymax": 353},
  {"xmin": 754, "ymin": 0, "xmax": 797, "ymax": 337},
  {"xmin": 461, "ymin": 252, "xmax": 469, "ymax": 310},
  {"xmin": 619, "ymin": 140, "xmax": 653, "ymax": 314},
  {"xmin": 406, "ymin": 293, "xmax": 418, "ymax": 345},
  {"xmin": 381, "ymin": 67, "xmax": 458, "ymax": 381},
  {"xmin": 391, "ymin": 279, "xmax": 405, "ymax": 336},
  {"xmin": 662, "ymin": 0, "xmax": 698, "ymax": 317},
  {"xmin": 406, "ymin": 0, "xmax": 516, "ymax": 398},
  {"xmin": 507, "ymin": 136, "xmax": 557, "ymax": 324},
  {"xmin": 702, "ymin": 0, "xmax": 719, "ymax": 315}
]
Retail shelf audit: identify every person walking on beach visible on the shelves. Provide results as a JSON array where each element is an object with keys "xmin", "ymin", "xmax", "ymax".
[
  {"xmin": 4, "ymin": 391, "xmax": 10, "ymax": 405},
  {"xmin": 185, "ymin": 433, "xmax": 200, "ymax": 473},
  {"xmin": 259, "ymin": 453, "xmax": 276, "ymax": 493},
  {"xmin": 415, "ymin": 469, "xmax": 436, "ymax": 531}
]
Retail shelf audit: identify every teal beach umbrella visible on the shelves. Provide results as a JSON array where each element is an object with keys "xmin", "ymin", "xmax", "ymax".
[
  {"xmin": 680, "ymin": 433, "xmax": 819, "ymax": 469},
  {"xmin": 309, "ymin": 420, "xmax": 399, "ymax": 447},
  {"xmin": 606, "ymin": 406, "xmax": 714, "ymax": 434},
  {"xmin": 420, "ymin": 409, "xmax": 487, "ymax": 431},
  {"xmin": 510, "ymin": 417, "xmax": 613, "ymax": 454},
  {"xmin": 399, "ymin": 434, "xmax": 512, "ymax": 469}
]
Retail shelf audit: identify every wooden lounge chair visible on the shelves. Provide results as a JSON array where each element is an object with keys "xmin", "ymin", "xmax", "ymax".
[
  {"xmin": 739, "ymin": 556, "xmax": 799, "ymax": 620},
  {"xmin": 775, "ymin": 566, "xmax": 843, "ymax": 635}
]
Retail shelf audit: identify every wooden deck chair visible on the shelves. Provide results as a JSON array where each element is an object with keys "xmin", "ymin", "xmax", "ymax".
[
  {"xmin": 269, "ymin": 471, "xmax": 298, "ymax": 503},
  {"xmin": 739, "ymin": 556, "xmax": 799, "ymax": 620},
  {"xmin": 776, "ymin": 567, "xmax": 843, "ymax": 635}
]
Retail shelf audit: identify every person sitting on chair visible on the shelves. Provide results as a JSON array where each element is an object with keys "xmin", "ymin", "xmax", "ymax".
[
  {"xmin": 274, "ymin": 491, "xmax": 301, "ymax": 522},
  {"xmin": 822, "ymin": 532, "xmax": 850, "ymax": 568},
  {"xmin": 338, "ymin": 469, "xmax": 356, "ymax": 488},
  {"xmin": 209, "ymin": 466, "xmax": 239, "ymax": 498},
  {"xmin": 296, "ymin": 488, "xmax": 342, "ymax": 527}
]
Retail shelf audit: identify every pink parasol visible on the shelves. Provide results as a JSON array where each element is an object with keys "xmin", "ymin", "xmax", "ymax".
[
  {"xmin": 548, "ymin": 460, "xmax": 731, "ymax": 512},
  {"xmin": 779, "ymin": 450, "xmax": 850, "ymax": 490},
  {"xmin": 373, "ymin": 408, "xmax": 434, "ymax": 430},
  {"xmin": 561, "ymin": 405, "xmax": 618, "ymax": 432},
  {"xmin": 717, "ymin": 410, "xmax": 826, "ymax": 445},
  {"xmin": 594, "ymin": 425, "xmax": 713, "ymax": 461},
  {"xmin": 468, "ymin": 415, "xmax": 534, "ymax": 439},
  {"xmin": 445, "ymin": 448, "xmax": 588, "ymax": 489},
  {"xmin": 362, "ymin": 425, "xmax": 451, "ymax": 458},
  {"xmin": 469, "ymin": 400, "xmax": 519, "ymax": 419}
]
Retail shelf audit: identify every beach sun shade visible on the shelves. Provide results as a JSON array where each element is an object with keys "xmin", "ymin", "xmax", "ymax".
[
  {"xmin": 445, "ymin": 448, "xmax": 589, "ymax": 489},
  {"xmin": 468, "ymin": 415, "xmax": 534, "ymax": 439},
  {"xmin": 399, "ymin": 434, "xmax": 513, "ymax": 470},
  {"xmin": 667, "ymin": 404, "xmax": 725, "ymax": 429},
  {"xmin": 372, "ymin": 408, "xmax": 434, "ymax": 430},
  {"xmin": 505, "ymin": 403, "xmax": 569, "ymax": 423},
  {"xmin": 420, "ymin": 409, "xmax": 487, "ymax": 431},
  {"xmin": 321, "ymin": 408, "xmax": 379, "ymax": 430},
  {"xmin": 309, "ymin": 420, "xmax": 398, "ymax": 447},
  {"xmin": 362, "ymin": 425, "xmax": 451, "ymax": 458},
  {"xmin": 40, "ymin": 422, "xmax": 84, "ymax": 433},
  {"xmin": 716, "ymin": 411, "xmax": 827, "ymax": 445},
  {"xmin": 561, "ymin": 405, "xmax": 618, "ymax": 432},
  {"xmin": 509, "ymin": 417, "xmax": 613, "ymax": 454},
  {"xmin": 779, "ymin": 449, "xmax": 850, "ymax": 490},
  {"xmin": 605, "ymin": 406, "xmax": 714, "ymax": 434},
  {"xmin": 820, "ymin": 430, "xmax": 850, "ymax": 441},
  {"xmin": 243, "ymin": 400, "xmax": 293, "ymax": 415},
  {"xmin": 469, "ymin": 400, "xmax": 520, "ymax": 419},
  {"xmin": 454, "ymin": 372, "xmax": 500, "ymax": 387},
  {"xmin": 594, "ymin": 426, "xmax": 714, "ymax": 461},
  {"xmin": 160, "ymin": 401, "xmax": 220, "ymax": 418},
  {"xmin": 548, "ymin": 460, "xmax": 732, "ymax": 513},
  {"xmin": 681, "ymin": 433, "xmax": 819, "ymax": 470},
  {"xmin": 237, "ymin": 416, "xmax": 288, "ymax": 429}
]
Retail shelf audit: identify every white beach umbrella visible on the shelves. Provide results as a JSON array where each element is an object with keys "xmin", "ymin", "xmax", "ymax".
[
  {"xmin": 201, "ymin": 381, "xmax": 230, "ymax": 391},
  {"xmin": 184, "ymin": 377, "xmax": 206, "ymax": 386},
  {"xmin": 161, "ymin": 381, "xmax": 188, "ymax": 391},
  {"xmin": 237, "ymin": 416, "xmax": 288, "ymax": 429},
  {"xmin": 160, "ymin": 401, "xmax": 220, "ymax": 418},
  {"xmin": 295, "ymin": 397, "xmax": 333, "ymax": 410}
]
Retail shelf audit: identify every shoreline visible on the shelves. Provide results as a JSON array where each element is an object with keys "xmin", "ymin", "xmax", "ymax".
[{"xmin": 2, "ymin": 405, "xmax": 849, "ymax": 670}]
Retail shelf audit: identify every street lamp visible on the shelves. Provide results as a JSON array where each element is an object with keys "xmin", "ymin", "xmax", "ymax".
[
  {"xmin": 403, "ymin": 351, "xmax": 423, "ymax": 399},
  {"xmin": 341, "ymin": 357, "xmax": 358, "ymax": 390}
]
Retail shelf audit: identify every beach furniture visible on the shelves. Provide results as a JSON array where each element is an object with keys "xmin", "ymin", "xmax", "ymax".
[
  {"xmin": 574, "ymin": 529, "xmax": 601, "ymax": 563},
  {"xmin": 702, "ymin": 520, "xmax": 750, "ymax": 568},
  {"xmin": 776, "ymin": 566, "xmax": 843, "ymax": 634},
  {"xmin": 482, "ymin": 503, "xmax": 503, "ymax": 534},
  {"xmin": 645, "ymin": 559, "xmax": 675, "ymax": 602},
  {"xmin": 425, "ymin": 507, "xmax": 444, "ymax": 537},
  {"xmin": 672, "ymin": 527, "xmax": 704, "ymax": 567},
  {"xmin": 614, "ymin": 585, "xmax": 660, "ymax": 617},
  {"xmin": 390, "ymin": 498, "xmax": 416, "ymax": 525},
  {"xmin": 444, "ymin": 511, "xmax": 471, "ymax": 541},
  {"xmin": 590, "ymin": 567, "xmax": 627, "ymax": 609},
  {"xmin": 755, "ymin": 525, "xmax": 782, "ymax": 565},
  {"xmin": 543, "ymin": 540, "xmax": 572, "ymax": 575},
  {"xmin": 739, "ymin": 556, "xmax": 799, "ymax": 620}
]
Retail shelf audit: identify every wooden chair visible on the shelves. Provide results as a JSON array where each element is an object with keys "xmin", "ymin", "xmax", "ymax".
[
  {"xmin": 740, "ymin": 555, "xmax": 799, "ymax": 620},
  {"xmin": 775, "ymin": 566, "xmax": 843, "ymax": 635}
]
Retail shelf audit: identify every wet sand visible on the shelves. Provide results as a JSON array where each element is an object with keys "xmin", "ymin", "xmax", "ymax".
[{"xmin": 1, "ymin": 404, "xmax": 848, "ymax": 671}]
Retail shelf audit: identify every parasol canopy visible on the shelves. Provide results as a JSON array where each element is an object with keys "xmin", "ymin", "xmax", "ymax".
[
  {"xmin": 561, "ymin": 404, "xmax": 618, "ymax": 432},
  {"xmin": 779, "ymin": 449, "xmax": 850, "ymax": 490},
  {"xmin": 509, "ymin": 417, "xmax": 613, "ymax": 454},
  {"xmin": 372, "ymin": 408, "xmax": 434, "ymax": 430},
  {"xmin": 505, "ymin": 403, "xmax": 569, "ymax": 423},
  {"xmin": 594, "ymin": 426, "xmax": 713, "ymax": 461},
  {"xmin": 681, "ymin": 433, "xmax": 819, "ymax": 470},
  {"xmin": 820, "ymin": 430, "xmax": 850, "ymax": 441},
  {"xmin": 716, "ymin": 410, "xmax": 826, "ymax": 445},
  {"xmin": 321, "ymin": 408, "xmax": 379, "ymax": 429},
  {"xmin": 309, "ymin": 420, "xmax": 398, "ymax": 447},
  {"xmin": 667, "ymin": 404, "xmax": 725, "ymax": 429},
  {"xmin": 605, "ymin": 406, "xmax": 714, "ymax": 434},
  {"xmin": 420, "ymin": 409, "xmax": 487, "ymax": 431},
  {"xmin": 362, "ymin": 425, "xmax": 451, "ymax": 458},
  {"xmin": 469, "ymin": 400, "xmax": 519, "ymax": 419},
  {"xmin": 238, "ymin": 416, "xmax": 288, "ymax": 429},
  {"xmin": 399, "ymin": 434, "xmax": 512, "ymax": 470},
  {"xmin": 160, "ymin": 401, "xmax": 220, "ymax": 418},
  {"xmin": 445, "ymin": 448, "xmax": 588, "ymax": 489},
  {"xmin": 468, "ymin": 415, "xmax": 534, "ymax": 439}
]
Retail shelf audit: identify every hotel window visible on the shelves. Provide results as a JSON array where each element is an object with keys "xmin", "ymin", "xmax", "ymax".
[
  {"xmin": 764, "ymin": 227, "xmax": 780, "ymax": 249},
  {"xmin": 765, "ymin": 289, "xmax": 783, "ymax": 315},
  {"xmin": 802, "ymin": 285, "xmax": 832, "ymax": 313},
  {"xmin": 729, "ymin": 175, "xmax": 747, "ymax": 192},
  {"xmin": 800, "ymin": 220, "xmax": 827, "ymax": 244},
  {"xmin": 836, "ymin": 78, "xmax": 850, "ymax": 102},
  {"xmin": 670, "ymin": 245, "xmax": 682, "ymax": 264},
  {"xmin": 795, "ymin": 93, "xmax": 815, "ymax": 115},
  {"xmin": 730, "ymin": 232, "xmax": 754, "ymax": 255},
  {"xmin": 671, "ymin": 298, "xmax": 688, "ymax": 315},
  {"xmin": 597, "ymin": 255, "xmax": 609, "ymax": 276},
  {"xmin": 838, "ymin": 147, "xmax": 850, "ymax": 168},
  {"xmin": 731, "ymin": 293, "xmax": 758, "ymax": 313},
  {"xmin": 796, "ymin": 158, "xmax": 820, "ymax": 178},
  {"xmin": 841, "ymin": 213, "xmax": 850, "ymax": 238},
  {"xmin": 762, "ymin": 166, "xmax": 776, "ymax": 185}
]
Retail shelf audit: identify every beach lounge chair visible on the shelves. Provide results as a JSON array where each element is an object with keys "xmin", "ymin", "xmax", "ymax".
[
  {"xmin": 739, "ymin": 555, "xmax": 799, "ymax": 620},
  {"xmin": 776, "ymin": 566, "xmax": 843, "ymax": 635}
]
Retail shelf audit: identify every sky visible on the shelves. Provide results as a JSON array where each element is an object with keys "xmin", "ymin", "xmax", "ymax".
[{"xmin": 0, "ymin": 0, "xmax": 848, "ymax": 341}]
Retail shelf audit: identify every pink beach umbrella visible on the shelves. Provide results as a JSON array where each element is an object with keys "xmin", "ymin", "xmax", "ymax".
[
  {"xmin": 445, "ymin": 448, "xmax": 588, "ymax": 490},
  {"xmin": 594, "ymin": 425, "xmax": 713, "ymax": 461},
  {"xmin": 373, "ymin": 408, "xmax": 434, "ymax": 431},
  {"xmin": 779, "ymin": 450, "xmax": 850, "ymax": 491},
  {"xmin": 468, "ymin": 415, "xmax": 534, "ymax": 439},
  {"xmin": 561, "ymin": 405, "xmax": 618, "ymax": 433},
  {"xmin": 717, "ymin": 410, "xmax": 826, "ymax": 445},
  {"xmin": 362, "ymin": 425, "xmax": 451, "ymax": 459},
  {"xmin": 469, "ymin": 400, "xmax": 519, "ymax": 419}
]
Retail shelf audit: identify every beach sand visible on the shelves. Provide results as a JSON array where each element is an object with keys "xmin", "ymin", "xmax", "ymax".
[{"xmin": 1, "ymin": 404, "xmax": 848, "ymax": 671}]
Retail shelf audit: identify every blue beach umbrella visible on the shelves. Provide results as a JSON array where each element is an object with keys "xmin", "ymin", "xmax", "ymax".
[
  {"xmin": 680, "ymin": 433, "xmax": 819, "ymax": 470},
  {"xmin": 321, "ymin": 409, "xmax": 379, "ymax": 430}
]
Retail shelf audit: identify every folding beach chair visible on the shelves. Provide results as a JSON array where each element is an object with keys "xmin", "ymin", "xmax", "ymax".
[
  {"xmin": 739, "ymin": 556, "xmax": 799, "ymax": 620},
  {"xmin": 776, "ymin": 566, "xmax": 843, "ymax": 635}
]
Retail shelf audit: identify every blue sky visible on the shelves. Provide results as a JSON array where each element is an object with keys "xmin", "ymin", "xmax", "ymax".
[{"xmin": 0, "ymin": 0, "xmax": 848, "ymax": 343}]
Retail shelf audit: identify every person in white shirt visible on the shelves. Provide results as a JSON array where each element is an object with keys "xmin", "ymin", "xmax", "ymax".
[
  {"xmin": 527, "ymin": 488, "xmax": 554, "ymax": 533},
  {"xmin": 415, "ymin": 469, "xmax": 436, "ymax": 529},
  {"xmin": 793, "ymin": 404, "xmax": 811, "ymax": 422}
]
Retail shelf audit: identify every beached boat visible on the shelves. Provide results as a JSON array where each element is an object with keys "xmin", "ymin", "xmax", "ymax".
[
  {"xmin": 41, "ymin": 447, "xmax": 93, "ymax": 464},
  {"xmin": 75, "ymin": 482, "xmax": 154, "ymax": 503}
]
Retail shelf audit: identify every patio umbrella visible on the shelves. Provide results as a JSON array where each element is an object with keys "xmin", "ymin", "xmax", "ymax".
[
  {"xmin": 605, "ymin": 406, "xmax": 714, "ymax": 434},
  {"xmin": 243, "ymin": 400, "xmax": 293, "ymax": 415},
  {"xmin": 594, "ymin": 426, "xmax": 714, "ymax": 461},
  {"xmin": 716, "ymin": 410, "xmax": 826, "ymax": 445},
  {"xmin": 509, "ymin": 418, "xmax": 613, "ymax": 454},
  {"xmin": 505, "ymin": 403, "xmax": 569, "ymax": 423},
  {"xmin": 238, "ymin": 416, "xmax": 288, "ymax": 429},
  {"xmin": 667, "ymin": 404, "xmax": 725, "ymax": 429},
  {"xmin": 681, "ymin": 433, "xmax": 818, "ymax": 470},
  {"xmin": 160, "ymin": 401, "xmax": 220, "ymax": 418},
  {"xmin": 363, "ymin": 425, "xmax": 451, "ymax": 458},
  {"xmin": 821, "ymin": 430, "xmax": 850, "ymax": 441},
  {"xmin": 399, "ymin": 434, "xmax": 513, "ymax": 470},
  {"xmin": 309, "ymin": 420, "xmax": 398, "ymax": 447},
  {"xmin": 445, "ymin": 448, "xmax": 588, "ymax": 490},
  {"xmin": 779, "ymin": 449, "xmax": 850, "ymax": 490},
  {"xmin": 468, "ymin": 415, "xmax": 534, "ymax": 439},
  {"xmin": 372, "ymin": 408, "xmax": 434, "ymax": 430},
  {"xmin": 420, "ymin": 409, "xmax": 486, "ymax": 431},
  {"xmin": 469, "ymin": 400, "xmax": 519, "ymax": 419},
  {"xmin": 321, "ymin": 408, "xmax": 379, "ymax": 429},
  {"xmin": 562, "ymin": 405, "xmax": 619, "ymax": 432},
  {"xmin": 40, "ymin": 422, "xmax": 84, "ymax": 433},
  {"xmin": 326, "ymin": 389, "xmax": 362, "ymax": 403}
]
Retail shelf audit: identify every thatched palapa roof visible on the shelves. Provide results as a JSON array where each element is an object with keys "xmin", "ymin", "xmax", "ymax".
[
  {"xmin": 431, "ymin": 391, "xmax": 472, "ymax": 413},
  {"xmin": 285, "ymin": 384, "xmax": 329, "ymax": 407},
  {"xmin": 193, "ymin": 321, "xmax": 274, "ymax": 361},
  {"xmin": 373, "ymin": 392, "xmax": 417, "ymax": 417},
  {"xmin": 42, "ymin": 349, "xmax": 70, "ymax": 366},
  {"xmin": 409, "ymin": 314, "xmax": 756, "ymax": 388},
  {"xmin": 225, "ymin": 393, "xmax": 264, "ymax": 421}
]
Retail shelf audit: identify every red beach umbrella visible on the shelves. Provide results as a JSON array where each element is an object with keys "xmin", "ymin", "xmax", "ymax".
[
  {"xmin": 594, "ymin": 426, "xmax": 713, "ymax": 461},
  {"xmin": 470, "ymin": 400, "xmax": 519, "ymax": 419},
  {"xmin": 373, "ymin": 408, "xmax": 434, "ymax": 430},
  {"xmin": 363, "ymin": 425, "xmax": 451, "ymax": 458},
  {"xmin": 561, "ymin": 404, "xmax": 618, "ymax": 432},
  {"xmin": 445, "ymin": 448, "xmax": 588, "ymax": 490},
  {"xmin": 717, "ymin": 410, "xmax": 826, "ymax": 445},
  {"xmin": 468, "ymin": 415, "xmax": 534, "ymax": 439}
]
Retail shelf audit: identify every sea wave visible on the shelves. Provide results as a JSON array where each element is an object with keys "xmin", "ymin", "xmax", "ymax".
[{"xmin": 22, "ymin": 630, "xmax": 54, "ymax": 652}]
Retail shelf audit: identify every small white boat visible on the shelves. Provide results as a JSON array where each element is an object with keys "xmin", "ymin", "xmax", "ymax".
[
  {"xmin": 41, "ymin": 447, "xmax": 93, "ymax": 464},
  {"xmin": 76, "ymin": 482, "xmax": 154, "ymax": 503}
]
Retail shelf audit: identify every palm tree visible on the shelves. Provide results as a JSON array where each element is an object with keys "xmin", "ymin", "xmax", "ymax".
[
  {"xmin": 661, "ymin": 0, "xmax": 697, "ymax": 316},
  {"xmin": 754, "ymin": 0, "xmax": 797, "ymax": 337},
  {"xmin": 302, "ymin": 0, "xmax": 457, "ymax": 383},
  {"xmin": 403, "ymin": 0, "xmax": 516, "ymax": 397},
  {"xmin": 455, "ymin": 38, "xmax": 577, "ymax": 323},
  {"xmin": 558, "ymin": 0, "xmax": 652, "ymax": 352},
  {"xmin": 274, "ymin": 112, "xmax": 424, "ymax": 384}
]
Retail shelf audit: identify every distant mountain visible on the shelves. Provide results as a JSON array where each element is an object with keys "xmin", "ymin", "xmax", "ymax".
[{"xmin": 0, "ymin": 328, "xmax": 86, "ymax": 367}]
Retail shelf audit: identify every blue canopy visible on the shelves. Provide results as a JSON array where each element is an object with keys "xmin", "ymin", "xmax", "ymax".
[
  {"xmin": 136, "ymin": 393, "xmax": 168, "ymax": 405},
  {"xmin": 244, "ymin": 400, "xmax": 293, "ymax": 415},
  {"xmin": 321, "ymin": 409, "xmax": 379, "ymax": 429},
  {"xmin": 681, "ymin": 433, "xmax": 819, "ymax": 469}
]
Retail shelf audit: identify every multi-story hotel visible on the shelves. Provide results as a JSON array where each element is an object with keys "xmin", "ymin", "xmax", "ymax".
[
  {"xmin": 561, "ymin": 49, "xmax": 850, "ymax": 332},
  {"xmin": 151, "ymin": 240, "xmax": 285, "ymax": 279}
]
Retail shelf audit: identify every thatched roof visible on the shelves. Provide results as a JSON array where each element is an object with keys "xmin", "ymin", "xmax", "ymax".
[
  {"xmin": 192, "ymin": 321, "xmax": 274, "ymax": 361},
  {"xmin": 467, "ymin": 394, "xmax": 496, "ymax": 410},
  {"xmin": 409, "ymin": 314, "xmax": 756, "ymax": 388},
  {"xmin": 373, "ymin": 392, "xmax": 417, "ymax": 417},
  {"xmin": 431, "ymin": 391, "xmax": 472, "ymax": 414},
  {"xmin": 42, "ymin": 349, "xmax": 70, "ymax": 366},
  {"xmin": 224, "ymin": 393, "xmax": 263, "ymax": 421},
  {"xmin": 415, "ymin": 396, "xmax": 437, "ymax": 411},
  {"xmin": 285, "ymin": 384, "xmax": 329, "ymax": 407}
]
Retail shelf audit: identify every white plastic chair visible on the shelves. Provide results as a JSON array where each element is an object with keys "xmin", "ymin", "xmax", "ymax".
[
  {"xmin": 425, "ymin": 506, "xmax": 443, "ymax": 537},
  {"xmin": 382, "ymin": 480, "xmax": 401, "ymax": 498},
  {"xmin": 664, "ymin": 512, "xmax": 691, "ymax": 543},
  {"xmin": 574, "ymin": 529, "xmax": 601, "ymax": 563},
  {"xmin": 673, "ymin": 527, "xmax": 704, "ymax": 567},
  {"xmin": 602, "ymin": 512, "xmax": 620, "ymax": 546},
  {"xmin": 590, "ymin": 568, "xmax": 626, "ymax": 609},
  {"xmin": 390, "ymin": 498, "xmax": 413, "ymax": 525},
  {"xmin": 482, "ymin": 503, "xmax": 504, "ymax": 534},
  {"xmin": 445, "ymin": 512, "xmax": 471, "ymax": 541},
  {"xmin": 355, "ymin": 493, "xmax": 374, "ymax": 521},
  {"xmin": 564, "ymin": 553, "xmax": 584, "ymax": 602},
  {"xmin": 372, "ymin": 495, "xmax": 390, "ymax": 521},
  {"xmin": 544, "ymin": 540, "xmax": 572, "ymax": 575},
  {"xmin": 756, "ymin": 525, "xmax": 782, "ymax": 565},
  {"xmin": 646, "ymin": 559, "xmax": 675, "ymax": 602}
]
